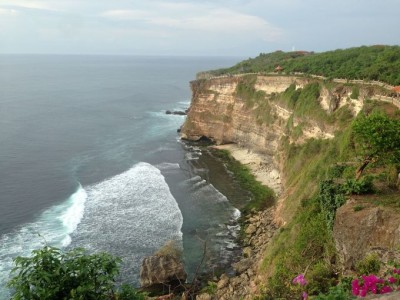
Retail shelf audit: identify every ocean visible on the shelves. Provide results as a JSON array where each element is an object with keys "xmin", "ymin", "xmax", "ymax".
[{"xmin": 0, "ymin": 55, "xmax": 247, "ymax": 297}]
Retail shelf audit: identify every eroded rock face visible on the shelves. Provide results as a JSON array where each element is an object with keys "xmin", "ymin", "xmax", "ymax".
[
  {"xmin": 140, "ymin": 254, "xmax": 187, "ymax": 288},
  {"xmin": 333, "ymin": 200, "xmax": 400, "ymax": 270},
  {"xmin": 180, "ymin": 75, "xmax": 339, "ymax": 155}
]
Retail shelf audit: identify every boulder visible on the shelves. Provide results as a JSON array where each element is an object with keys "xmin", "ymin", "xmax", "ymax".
[
  {"xmin": 140, "ymin": 254, "xmax": 187, "ymax": 288},
  {"xmin": 333, "ymin": 201, "xmax": 400, "ymax": 270}
]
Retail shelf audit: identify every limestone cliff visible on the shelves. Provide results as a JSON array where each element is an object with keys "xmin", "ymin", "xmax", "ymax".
[
  {"xmin": 180, "ymin": 74, "xmax": 400, "ymax": 299},
  {"xmin": 181, "ymin": 74, "xmax": 387, "ymax": 151}
]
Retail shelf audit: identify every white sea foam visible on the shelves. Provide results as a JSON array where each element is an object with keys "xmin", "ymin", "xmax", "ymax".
[
  {"xmin": 69, "ymin": 162, "xmax": 183, "ymax": 282},
  {"xmin": 0, "ymin": 184, "xmax": 87, "ymax": 299},
  {"xmin": 232, "ymin": 208, "xmax": 241, "ymax": 220},
  {"xmin": 59, "ymin": 185, "xmax": 87, "ymax": 247},
  {"xmin": 156, "ymin": 162, "xmax": 181, "ymax": 170}
]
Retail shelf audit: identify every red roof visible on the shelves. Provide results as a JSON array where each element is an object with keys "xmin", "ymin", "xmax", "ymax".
[{"xmin": 393, "ymin": 86, "xmax": 400, "ymax": 93}]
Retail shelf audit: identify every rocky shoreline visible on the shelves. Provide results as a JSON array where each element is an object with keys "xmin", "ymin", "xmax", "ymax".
[
  {"xmin": 197, "ymin": 145, "xmax": 282, "ymax": 299},
  {"xmin": 203, "ymin": 207, "xmax": 279, "ymax": 300}
]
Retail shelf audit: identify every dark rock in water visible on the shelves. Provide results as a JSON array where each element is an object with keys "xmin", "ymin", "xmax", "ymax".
[
  {"xmin": 165, "ymin": 110, "xmax": 187, "ymax": 115},
  {"xmin": 140, "ymin": 254, "xmax": 187, "ymax": 288},
  {"xmin": 177, "ymin": 128, "xmax": 181, "ymax": 133}
]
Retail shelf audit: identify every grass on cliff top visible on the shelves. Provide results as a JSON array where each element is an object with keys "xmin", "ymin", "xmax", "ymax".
[
  {"xmin": 209, "ymin": 45, "xmax": 400, "ymax": 85},
  {"xmin": 211, "ymin": 148, "xmax": 275, "ymax": 214}
]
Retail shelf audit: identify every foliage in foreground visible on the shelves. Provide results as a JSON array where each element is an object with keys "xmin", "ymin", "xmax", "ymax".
[{"xmin": 7, "ymin": 246, "xmax": 146, "ymax": 300}]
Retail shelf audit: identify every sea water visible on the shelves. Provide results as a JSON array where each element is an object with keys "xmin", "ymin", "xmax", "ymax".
[{"xmin": 0, "ymin": 55, "xmax": 245, "ymax": 298}]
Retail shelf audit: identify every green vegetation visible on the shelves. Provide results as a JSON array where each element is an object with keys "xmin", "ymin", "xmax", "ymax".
[
  {"xmin": 210, "ymin": 45, "xmax": 400, "ymax": 85},
  {"xmin": 7, "ymin": 246, "xmax": 146, "ymax": 300},
  {"xmin": 350, "ymin": 86, "xmax": 360, "ymax": 99},
  {"xmin": 356, "ymin": 253, "xmax": 381, "ymax": 275},
  {"xmin": 352, "ymin": 112, "xmax": 400, "ymax": 179},
  {"xmin": 235, "ymin": 75, "xmax": 266, "ymax": 108},
  {"xmin": 318, "ymin": 180, "xmax": 346, "ymax": 229},
  {"xmin": 260, "ymin": 98, "xmax": 400, "ymax": 298},
  {"xmin": 211, "ymin": 149, "xmax": 275, "ymax": 214}
]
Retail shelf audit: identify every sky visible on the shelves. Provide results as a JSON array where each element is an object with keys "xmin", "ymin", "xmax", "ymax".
[{"xmin": 0, "ymin": 0, "xmax": 398, "ymax": 57}]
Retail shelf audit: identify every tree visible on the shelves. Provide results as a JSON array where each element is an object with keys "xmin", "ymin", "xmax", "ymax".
[
  {"xmin": 8, "ymin": 246, "xmax": 121, "ymax": 300},
  {"xmin": 352, "ymin": 112, "xmax": 400, "ymax": 179}
]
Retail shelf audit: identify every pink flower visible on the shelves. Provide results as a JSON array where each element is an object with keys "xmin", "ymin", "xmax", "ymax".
[
  {"xmin": 293, "ymin": 274, "xmax": 307, "ymax": 286},
  {"xmin": 360, "ymin": 287, "xmax": 368, "ymax": 297},
  {"xmin": 380, "ymin": 286, "xmax": 393, "ymax": 294},
  {"xmin": 388, "ymin": 276, "xmax": 397, "ymax": 284},
  {"xmin": 302, "ymin": 291, "xmax": 308, "ymax": 300},
  {"xmin": 352, "ymin": 279, "xmax": 360, "ymax": 296}
]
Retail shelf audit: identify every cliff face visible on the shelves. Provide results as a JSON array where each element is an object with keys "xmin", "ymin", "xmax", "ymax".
[
  {"xmin": 183, "ymin": 76, "xmax": 315, "ymax": 155},
  {"xmin": 180, "ymin": 74, "xmax": 400, "ymax": 299},
  {"xmin": 181, "ymin": 74, "xmax": 389, "ymax": 150}
]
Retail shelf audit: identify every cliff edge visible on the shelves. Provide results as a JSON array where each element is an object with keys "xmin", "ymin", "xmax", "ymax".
[{"xmin": 181, "ymin": 73, "xmax": 400, "ymax": 299}]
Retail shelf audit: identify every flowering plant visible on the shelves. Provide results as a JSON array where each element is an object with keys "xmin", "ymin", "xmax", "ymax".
[
  {"xmin": 351, "ymin": 269, "xmax": 400, "ymax": 297},
  {"xmin": 293, "ymin": 274, "xmax": 308, "ymax": 299}
]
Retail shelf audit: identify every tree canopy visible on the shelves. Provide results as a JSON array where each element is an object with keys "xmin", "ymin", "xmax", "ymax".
[
  {"xmin": 210, "ymin": 45, "xmax": 400, "ymax": 85},
  {"xmin": 352, "ymin": 112, "xmax": 400, "ymax": 178}
]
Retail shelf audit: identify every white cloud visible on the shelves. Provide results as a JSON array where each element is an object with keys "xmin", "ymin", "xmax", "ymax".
[
  {"xmin": 0, "ymin": 0, "xmax": 62, "ymax": 12},
  {"xmin": 100, "ymin": 9, "xmax": 151, "ymax": 20},
  {"xmin": 100, "ymin": 6, "xmax": 282, "ymax": 41},
  {"xmin": 0, "ymin": 7, "xmax": 19, "ymax": 15}
]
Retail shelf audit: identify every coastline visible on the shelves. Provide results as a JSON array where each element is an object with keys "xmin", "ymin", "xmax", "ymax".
[
  {"xmin": 211, "ymin": 144, "xmax": 282, "ymax": 196},
  {"xmin": 197, "ymin": 143, "xmax": 281, "ymax": 299}
]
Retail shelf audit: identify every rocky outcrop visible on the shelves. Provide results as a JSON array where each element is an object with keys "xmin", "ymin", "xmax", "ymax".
[
  {"xmin": 181, "ymin": 76, "xmax": 288, "ymax": 154},
  {"xmin": 333, "ymin": 200, "xmax": 400, "ymax": 271},
  {"xmin": 198, "ymin": 208, "xmax": 278, "ymax": 300},
  {"xmin": 180, "ymin": 75, "xmax": 354, "ymax": 156},
  {"xmin": 140, "ymin": 254, "xmax": 187, "ymax": 288},
  {"xmin": 166, "ymin": 110, "xmax": 187, "ymax": 115}
]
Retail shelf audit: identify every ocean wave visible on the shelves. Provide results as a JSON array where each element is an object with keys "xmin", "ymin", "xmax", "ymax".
[
  {"xmin": 69, "ymin": 162, "xmax": 183, "ymax": 283},
  {"xmin": 0, "ymin": 184, "xmax": 87, "ymax": 298}
]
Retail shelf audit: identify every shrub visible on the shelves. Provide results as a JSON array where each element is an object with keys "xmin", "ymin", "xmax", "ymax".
[
  {"xmin": 356, "ymin": 253, "xmax": 381, "ymax": 275},
  {"xmin": 315, "ymin": 283, "xmax": 354, "ymax": 300},
  {"xmin": 8, "ymin": 246, "xmax": 121, "ymax": 300},
  {"xmin": 118, "ymin": 284, "xmax": 147, "ymax": 300},
  {"xmin": 155, "ymin": 240, "xmax": 182, "ymax": 259},
  {"xmin": 343, "ymin": 176, "xmax": 374, "ymax": 195},
  {"xmin": 318, "ymin": 180, "xmax": 346, "ymax": 229},
  {"xmin": 307, "ymin": 262, "xmax": 336, "ymax": 295}
]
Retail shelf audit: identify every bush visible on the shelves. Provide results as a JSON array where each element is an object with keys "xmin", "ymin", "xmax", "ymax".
[
  {"xmin": 118, "ymin": 284, "xmax": 147, "ymax": 300},
  {"xmin": 307, "ymin": 262, "xmax": 336, "ymax": 295},
  {"xmin": 318, "ymin": 180, "xmax": 346, "ymax": 229},
  {"xmin": 356, "ymin": 253, "xmax": 381, "ymax": 275},
  {"xmin": 8, "ymin": 246, "xmax": 121, "ymax": 300},
  {"xmin": 343, "ymin": 176, "xmax": 374, "ymax": 195},
  {"xmin": 155, "ymin": 240, "xmax": 182, "ymax": 259},
  {"xmin": 315, "ymin": 283, "xmax": 354, "ymax": 300}
]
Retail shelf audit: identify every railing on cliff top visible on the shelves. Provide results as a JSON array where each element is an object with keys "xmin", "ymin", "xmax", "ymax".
[{"xmin": 196, "ymin": 72, "xmax": 400, "ymax": 109}]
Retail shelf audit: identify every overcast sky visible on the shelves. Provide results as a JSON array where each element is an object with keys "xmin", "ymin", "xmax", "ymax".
[{"xmin": 0, "ymin": 0, "xmax": 398, "ymax": 56}]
